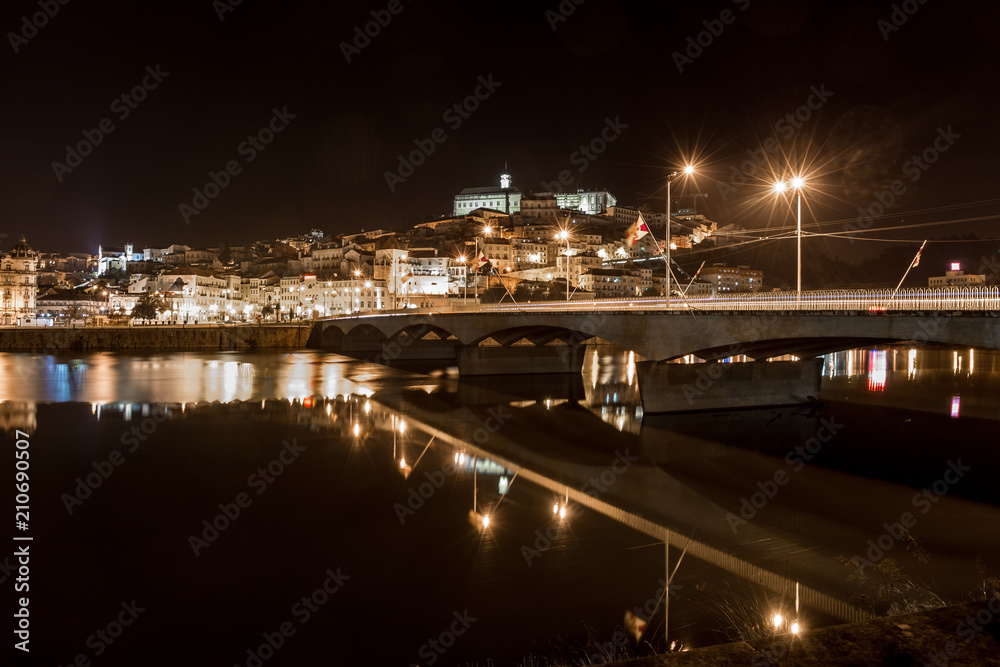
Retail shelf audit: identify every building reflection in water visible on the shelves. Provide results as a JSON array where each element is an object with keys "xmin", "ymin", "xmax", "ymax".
[{"xmin": 581, "ymin": 347, "xmax": 643, "ymax": 434}]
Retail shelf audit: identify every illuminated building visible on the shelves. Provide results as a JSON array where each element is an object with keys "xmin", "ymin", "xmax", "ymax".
[
  {"xmin": 928, "ymin": 262, "xmax": 985, "ymax": 288},
  {"xmin": 0, "ymin": 235, "xmax": 38, "ymax": 325}
]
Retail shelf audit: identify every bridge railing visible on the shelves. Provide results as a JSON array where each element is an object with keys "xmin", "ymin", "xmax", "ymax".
[
  {"xmin": 335, "ymin": 286, "xmax": 1000, "ymax": 318},
  {"xmin": 676, "ymin": 286, "xmax": 1000, "ymax": 312}
]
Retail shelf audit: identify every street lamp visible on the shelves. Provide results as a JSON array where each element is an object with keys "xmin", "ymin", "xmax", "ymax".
[
  {"xmin": 666, "ymin": 164, "xmax": 695, "ymax": 308},
  {"xmin": 556, "ymin": 230, "xmax": 571, "ymax": 301},
  {"xmin": 457, "ymin": 255, "xmax": 468, "ymax": 305},
  {"xmin": 773, "ymin": 176, "xmax": 806, "ymax": 298},
  {"xmin": 353, "ymin": 269, "xmax": 361, "ymax": 313}
]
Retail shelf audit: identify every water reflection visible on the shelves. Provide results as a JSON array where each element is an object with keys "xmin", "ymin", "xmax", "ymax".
[
  {"xmin": 581, "ymin": 346, "xmax": 643, "ymax": 433},
  {"xmin": 4, "ymin": 345, "xmax": 1000, "ymax": 661},
  {"xmin": 822, "ymin": 346, "xmax": 1000, "ymax": 419}
]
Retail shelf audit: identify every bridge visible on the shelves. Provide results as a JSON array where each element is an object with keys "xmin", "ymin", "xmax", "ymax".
[{"xmin": 309, "ymin": 287, "xmax": 1000, "ymax": 411}]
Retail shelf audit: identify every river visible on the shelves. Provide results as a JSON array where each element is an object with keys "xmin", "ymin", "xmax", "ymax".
[{"xmin": 1, "ymin": 344, "xmax": 998, "ymax": 666}]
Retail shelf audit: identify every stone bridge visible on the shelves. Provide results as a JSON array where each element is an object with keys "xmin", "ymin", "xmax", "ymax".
[{"xmin": 310, "ymin": 308, "xmax": 1000, "ymax": 370}]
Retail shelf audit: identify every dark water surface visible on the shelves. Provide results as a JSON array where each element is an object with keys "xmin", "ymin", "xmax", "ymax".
[{"xmin": 1, "ymin": 345, "xmax": 999, "ymax": 666}]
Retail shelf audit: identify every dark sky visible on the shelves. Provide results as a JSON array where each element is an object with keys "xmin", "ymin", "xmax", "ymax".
[{"xmin": 2, "ymin": 0, "xmax": 999, "ymax": 256}]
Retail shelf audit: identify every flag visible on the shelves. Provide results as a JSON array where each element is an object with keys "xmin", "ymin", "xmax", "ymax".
[
  {"xmin": 476, "ymin": 253, "xmax": 492, "ymax": 273},
  {"xmin": 624, "ymin": 610, "xmax": 647, "ymax": 642},
  {"xmin": 624, "ymin": 213, "xmax": 650, "ymax": 248},
  {"xmin": 691, "ymin": 260, "xmax": 705, "ymax": 282},
  {"xmin": 911, "ymin": 240, "xmax": 927, "ymax": 268}
]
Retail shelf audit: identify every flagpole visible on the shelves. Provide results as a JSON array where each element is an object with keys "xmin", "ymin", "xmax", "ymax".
[
  {"xmin": 681, "ymin": 261, "xmax": 705, "ymax": 297},
  {"xmin": 885, "ymin": 240, "xmax": 927, "ymax": 310},
  {"xmin": 666, "ymin": 175, "xmax": 672, "ymax": 309},
  {"xmin": 493, "ymin": 267, "xmax": 520, "ymax": 308}
]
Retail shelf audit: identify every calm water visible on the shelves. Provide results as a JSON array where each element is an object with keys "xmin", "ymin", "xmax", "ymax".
[{"xmin": 2, "ymin": 345, "xmax": 999, "ymax": 666}]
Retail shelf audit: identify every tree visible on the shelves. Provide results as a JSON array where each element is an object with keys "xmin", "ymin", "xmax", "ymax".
[
  {"xmin": 261, "ymin": 304, "xmax": 274, "ymax": 321},
  {"xmin": 131, "ymin": 293, "xmax": 166, "ymax": 322}
]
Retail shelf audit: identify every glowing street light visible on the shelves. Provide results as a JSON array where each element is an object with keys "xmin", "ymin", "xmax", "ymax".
[
  {"xmin": 666, "ymin": 165, "xmax": 695, "ymax": 308},
  {"xmin": 774, "ymin": 176, "xmax": 806, "ymax": 298},
  {"xmin": 457, "ymin": 255, "xmax": 468, "ymax": 304},
  {"xmin": 557, "ymin": 230, "xmax": 571, "ymax": 301}
]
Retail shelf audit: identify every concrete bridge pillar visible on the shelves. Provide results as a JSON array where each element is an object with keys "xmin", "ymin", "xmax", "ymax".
[
  {"xmin": 636, "ymin": 359, "xmax": 823, "ymax": 413},
  {"xmin": 457, "ymin": 345, "xmax": 586, "ymax": 376}
]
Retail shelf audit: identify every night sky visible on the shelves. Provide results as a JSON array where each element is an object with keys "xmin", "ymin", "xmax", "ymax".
[{"xmin": 2, "ymin": 0, "xmax": 999, "ymax": 256}]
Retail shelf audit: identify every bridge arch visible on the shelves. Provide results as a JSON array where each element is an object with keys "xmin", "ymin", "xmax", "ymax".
[{"xmin": 468, "ymin": 325, "xmax": 604, "ymax": 349}]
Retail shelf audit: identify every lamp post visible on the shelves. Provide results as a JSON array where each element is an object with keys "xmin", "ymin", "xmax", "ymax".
[
  {"xmin": 458, "ymin": 255, "xmax": 468, "ymax": 305},
  {"xmin": 773, "ymin": 176, "xmax": 805, "ymax": 301},
  {"xmin": 557, "ymin": 230, "xmax": 571, "ymax": 301},
  {"xmin": 476, "ymin": 225, "xmax": 492, "ymax": 306},
  {"xmin": 353, "ymin": 269, "xmax": 361, "ymax": 313},
  {"xmin": 666, "ymin": 165, "xmax": 694, "ymax": 308}
]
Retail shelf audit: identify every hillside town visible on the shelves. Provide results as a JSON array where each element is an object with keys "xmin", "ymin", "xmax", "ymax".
[{"xmin": 5, "ymin": 171, "xmax": 768, "ymax": 326}]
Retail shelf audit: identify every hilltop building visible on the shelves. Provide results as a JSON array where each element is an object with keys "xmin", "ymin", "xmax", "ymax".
[
  {"xmin": 453, "ymin": 170, "xmax": 522, "ymax": 216},
  {"xmin": 929, "ymin": 263, "xmax": 986, "ymax": 288}
]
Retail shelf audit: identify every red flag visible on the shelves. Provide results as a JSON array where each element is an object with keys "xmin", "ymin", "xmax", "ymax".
[
  {"xmin": 912, "ymin": 240, "xmax": 927, "ymax": 268},
  {"xmin": 476, "ymin": 253, "xmax": 491, "ymax": 273},
  {"xmin": 624, "ymin": 213, "xmax": 650, "ymax": 248}
]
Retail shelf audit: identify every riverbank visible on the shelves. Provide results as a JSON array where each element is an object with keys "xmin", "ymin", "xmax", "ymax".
[
  {"xmin": 613, "ymin": 598, "xmax": 1000, "ymax": 666},
  {"xmin": 0, "ymin": 323, "xmax": 312, "ymax": 350}
]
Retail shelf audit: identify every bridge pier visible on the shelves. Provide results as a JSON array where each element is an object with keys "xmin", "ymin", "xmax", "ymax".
[
  {"xmin": 637, "ymin": 359, "xmax": 823, "ymax": 413},
  {"xmin": 457, "ymin": 345, "xmax": 586, "ymax": 376}
]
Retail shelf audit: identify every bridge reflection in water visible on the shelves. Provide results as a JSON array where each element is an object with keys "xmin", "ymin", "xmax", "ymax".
[
  {"xmin": 372, "ymin": 343, "xmax": 1000, "ymax": 640},
  {"xmin": 3, "ymin": 344, "xmax": 998, "ymax": 657}
]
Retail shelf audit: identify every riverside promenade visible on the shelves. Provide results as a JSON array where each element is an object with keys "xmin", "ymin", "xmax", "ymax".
[{"xmin": 0, "ymin": 323, "xmax": 311, "ymax": 351}]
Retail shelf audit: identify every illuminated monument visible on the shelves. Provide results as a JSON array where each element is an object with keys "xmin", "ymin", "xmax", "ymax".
[{"xmin": 453, "ymin": 168, "xmax": 522, "ymax": 216}]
